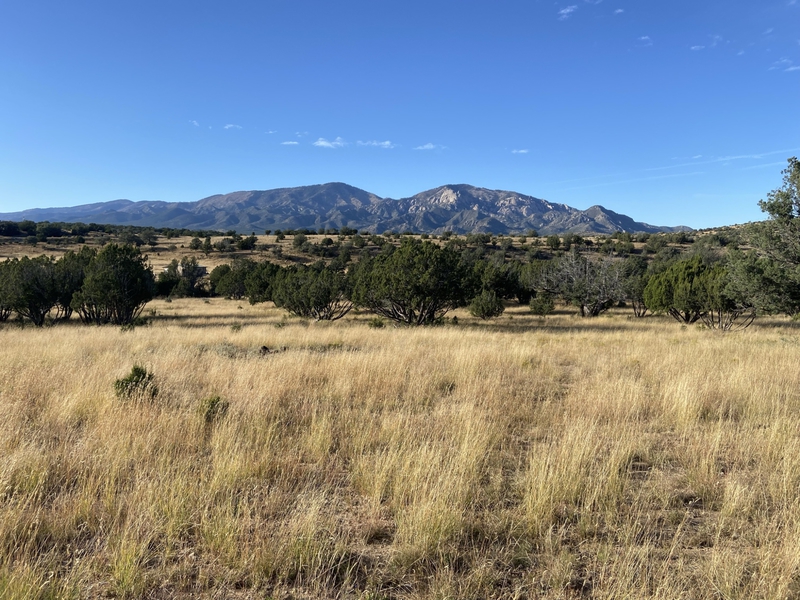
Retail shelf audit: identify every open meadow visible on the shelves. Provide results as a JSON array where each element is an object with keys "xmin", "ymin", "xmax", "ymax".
[{"xmin": 2, "ymin": 301, "xmax": 800, "ymax": 599}]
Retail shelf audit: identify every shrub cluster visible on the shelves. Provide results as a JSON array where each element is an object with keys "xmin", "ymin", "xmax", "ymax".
[
  {"xmin": 0, "ymin": 220, "xmax": 222, "ymax": 243},
  {"xmin": 0, "ymin": 243, "xmax": 155, "ymax": 327}
]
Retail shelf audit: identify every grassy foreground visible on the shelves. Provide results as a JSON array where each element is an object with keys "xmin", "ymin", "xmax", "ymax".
[{"xmin": 2, "ymin": 302, "xmax": 800, "ymax": 599}]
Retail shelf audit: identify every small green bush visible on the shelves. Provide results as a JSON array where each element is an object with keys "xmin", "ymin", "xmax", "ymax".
[
  {"xmin": 114, "ymin": 365, "xmax": 158, "ymax": 401},
  {"xmin": 469, "ymin": 290, "xmax": 505, "ymax": 320},
  {"xmin": 120, "ymin": 316, "xmax": 150, "ymax": 332},
  {"xmin": 530, "ymin": 293, "xmax": 555, "ymax": 316},
  {"xmin": 367, "ymin": 317, "xmax": 385, "ymax": 328},
  {"xmin": 200, "ymin": 395, "xmax": 229, "ymax": 424}
]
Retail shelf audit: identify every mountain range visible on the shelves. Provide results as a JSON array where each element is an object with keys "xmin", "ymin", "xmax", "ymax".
[{"xmin": 0, "ymin": 183, "xmax": 690, "ymax": 235}]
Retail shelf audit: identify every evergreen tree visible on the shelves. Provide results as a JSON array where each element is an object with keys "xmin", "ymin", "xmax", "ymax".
[
  {"xmin": 739, "ymin": 157, "xmax": 800, "ymax": 315},
  {"xmin": 53, "ymin": 246, "xmax": 96, "ymax": 320},
  {"xmin": 244, "ymin": 260, "xmax": 281, "ymax": 303},
  {"xmin": 0, "ymin": 260, "xmax": 14, "ymax": 322},
  {"xmin": 643, "ymin": 256, "xmax": 706, "ymax": 323},
  {"xmin": 71, "ymin": 244, "xmax": 155, "ymax": 325},
  {"xmin": 352, "ymin": 239, "xmax": 467, "ymax": 325},
  {"xmin": 5, "ymin": 256, "xmax": 59, "ymax": 326},
  {"xmin": 271, "ymin": 263, "xmax": 352, "ymax": 321},
  {"xmin": 468, "ymin": 289, "xmax": 505, "ymax": 320}
]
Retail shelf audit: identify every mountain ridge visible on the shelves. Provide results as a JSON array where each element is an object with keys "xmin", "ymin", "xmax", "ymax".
[{"xmin": 0, "ymin": 183, "xmax": 690, "ymax": 235}]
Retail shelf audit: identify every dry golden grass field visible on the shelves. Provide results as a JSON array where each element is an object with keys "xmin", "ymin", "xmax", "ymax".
[{"xmin": 2, "ymin": 300, "xmax": 800, "ymax": 599}]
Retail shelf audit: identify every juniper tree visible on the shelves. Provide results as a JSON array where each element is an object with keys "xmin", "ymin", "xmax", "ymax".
[
  {"xmin": 643, "ymin": 256, "xmax": 706, "ymax": 324},
  {"xmin": 738, "ymin": 157, "xmax": 800, "ymax": 315},
  {"xmin": 0, "ymin": 260, "xmax": 14, "ymax": 322},
  {"xmin": 71, "ymin": 244, "xmax": 155, "ymax": 325},
  {"xmin": 271, "ymin": 263, "xmax": 352, "ymax": 321},
  {"xmin": 51, "ymin": 247, "xmax": 97, "ymax": 320},
  {"xmin": 5, "ymin": 255, "xmax": 59, "ymax": 326},
  {"xmin": 352, "ymin": 239, "xmax": 467, "ymax": 325}
]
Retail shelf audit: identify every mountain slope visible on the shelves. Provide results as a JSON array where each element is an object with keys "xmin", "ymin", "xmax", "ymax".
[{"xmin": 0, "ymin": 183, "xmax": 689, "ymax": 234}]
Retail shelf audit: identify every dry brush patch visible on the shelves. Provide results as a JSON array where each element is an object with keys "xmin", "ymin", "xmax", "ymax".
[{"xmin": 1, "ymin": 303, "xmax": 800, "ymax": 598}]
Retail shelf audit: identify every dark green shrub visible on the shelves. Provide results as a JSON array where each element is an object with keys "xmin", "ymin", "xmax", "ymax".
[
  {"xmin": 351, "ymin": 239, "xmax": 468, "ymax": 325},
  {"xmin": 0, "ymin": 259, "xmax": 15, "ymax": 322},
  {"xmin": 469, "ymin": 290, "xmax": 505, "ymax": 320},
  {"xmin": 54, "ymin": 246, "xmax": 96, "ymax": 320},
  {"xmin": 643, "ymin": 256, "xmax": 706, "ymax": 323},
  {"xmin": 72, "ymin": 244, "xmax": 155, "ymax": 325},
  {"xmin": 271, "ymin": 263, "xmax": 352, "ymax": 320},
  {"xmin": 367, "ymin": 316, "xmax": 385, "ymax": 328},
  {"xmin": 4, "ymin": 255, "xmax": 59, "ymax": 326},
  {"xmin": 119, "ymin": 316, "xmax": 150, "ymax": 332},
  {"xmin": 530, "ymin": 293, "xmax": 555, "ymax": 316},
  {"xmin": 114, "ymin": 365, "xmax": 158, "ymax": 401},
  {"xmin": 158, "ymin": 256, "xmax": 206, "ymax": 298},
  {"xmin": 244, "ymin": 260, "xmax": 281, "ymax": 303},
  {"xmin": 200, "ymin": 395, "xmax": 229, "ymax": 424}
]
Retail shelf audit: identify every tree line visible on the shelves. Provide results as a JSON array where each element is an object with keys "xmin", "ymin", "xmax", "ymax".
[
  {"xmin": 2, "ymin": 158, "xmax": 798, "ymax": 330},
  {"xmin": 0, "ymin": 220, "xmax": 225, "ymax": 245},
  {"xmin": 0, "ymin": 244, "xmax": 154, "ymax": 326}
]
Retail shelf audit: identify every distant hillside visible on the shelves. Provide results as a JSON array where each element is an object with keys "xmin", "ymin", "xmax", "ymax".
[{"xmin": 0, "ymin": 183, "xmax": 690, "ymax": 235}]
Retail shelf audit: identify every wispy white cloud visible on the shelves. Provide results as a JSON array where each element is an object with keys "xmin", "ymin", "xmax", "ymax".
[
  {"xmin": 512, "ymin": 149, "xmax": 529, "ymax": 154},
  {"xmin": 190, "ymin": 120, "xmax": 199, "ymax": 127},
  {"xmin": 690, "ymin": 35, "xmax": 722, "ymax": 51},
  {"xmin": 614, "ymin": 8, "xmax": 624, "ymax": 13},
  {"xmin": 770, "ymin": 57, "xmax": 797, "ymax": 71},
  {"xmin": 558, "ymin": 5, "xmax": 578, "ymax": 20},
  {"xmin": 693, "ymin": 155, "xmax": 703, "ymax": 159},
  {"xmin": 265, "ymin": 130, "xmax": 276, "ymax": 134},
  {"xmin": 224, "ymin": 124, "xmax": 242, "ymax": 130},
  {"xmin": 764, "ymin": 28, "xmax": 775, "ymax": 35},
  {"xmin": 584, "ymin": 0, "xmax": 602, "ymax": 4},
  {"xmin": 638, "ymin": 35, "xmax": 653, "ymax": 46},
  {"xmin": 313, "ymin": 137, "xmax": 346, "ymax": 149},
  {"xmin": 414, "ymin": 143, "xmax": 445, "ymax": 151},
  {"xmin": 787, "ymin": 65, "xmax": 800, "ymax": 71},
  {"xmin": 281, "ymin": 141, "xmax": 299, "ymax": 146},
  {"xmin": 295, "ymin": 131, "xmax": 309, "ymax": 137},
  {"xmin": 357, "ymin": 140, "xmax": 395, "ymax": 149}
]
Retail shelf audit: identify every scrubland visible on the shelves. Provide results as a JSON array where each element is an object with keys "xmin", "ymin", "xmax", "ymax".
[{"xmin": 2, "ymin": 301, "xmax": 800, "ymax": 599}]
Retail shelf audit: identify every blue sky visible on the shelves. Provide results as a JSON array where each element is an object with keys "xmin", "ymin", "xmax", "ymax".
[{"xmin": 0, "ymin": 0, "xmax": 798, "ymax": 229}]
